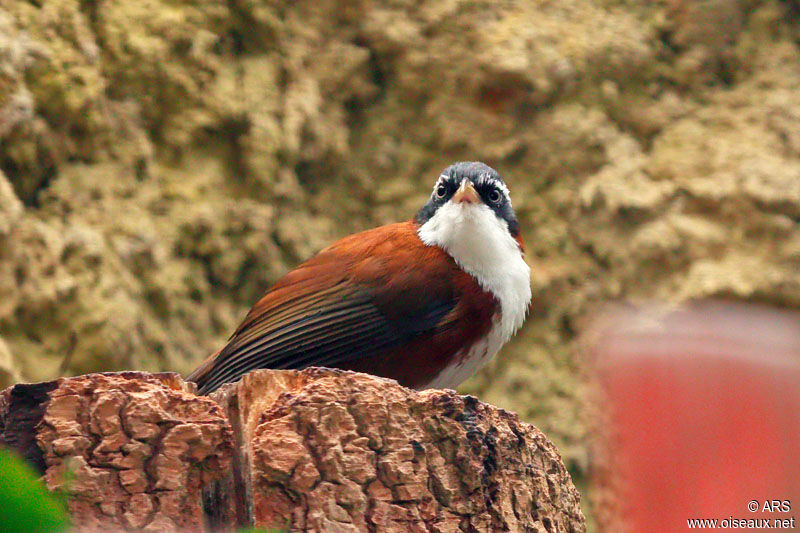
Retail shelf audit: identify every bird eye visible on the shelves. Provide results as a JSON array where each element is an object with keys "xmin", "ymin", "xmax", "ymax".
[
  {"xmin": 435, "ymin": 185, "xmax": 448, "ymax": 199},
  {"xmin": 488, "ymin": 188, "xmax": 502, "ymax": 204}
]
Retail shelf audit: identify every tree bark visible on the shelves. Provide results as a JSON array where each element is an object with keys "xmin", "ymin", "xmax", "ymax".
[
  {"xmin": 0, "ymin": 369, "xmax": 586, "ymax": 532},
  {"xmin": 208, "ymin": 368, "xmax": 585, "ymax": 533},
  {"xmin": 0, "ymin": 372, "xmax": 234, "ymax": 532}
]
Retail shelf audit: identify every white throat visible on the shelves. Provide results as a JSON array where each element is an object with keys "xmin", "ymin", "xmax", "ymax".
[{"xmin": 417, "ymin": 201, "xmax": 531, "ymax": 342}]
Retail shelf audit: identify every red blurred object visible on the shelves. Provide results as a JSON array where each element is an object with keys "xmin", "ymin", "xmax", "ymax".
[{"xmin": 590, "ymin": 301, "xmax": 800, "ymax": 532}]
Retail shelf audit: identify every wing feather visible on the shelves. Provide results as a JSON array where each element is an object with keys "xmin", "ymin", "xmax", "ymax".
[
  {"xmin": 188, "ymin": 221, "xmax": 491, "ymax": 394},
  {"xmin": 205, "ymin": 299, "xmax": 381, "ymax": 385},
  {"xmin": 196, "ymin": 293, "xmax": 426, "ymax": 393}
]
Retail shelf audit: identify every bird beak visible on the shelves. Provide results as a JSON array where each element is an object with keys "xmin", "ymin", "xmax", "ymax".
[{"xmin": 452, "ymin": 180, "xmax": 480, "ymax": 204}]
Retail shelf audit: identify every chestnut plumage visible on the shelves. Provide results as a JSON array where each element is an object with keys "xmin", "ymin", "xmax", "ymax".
[{"xmin": 188, "ymin": 162, "xmax": 531, "ymax": 394}]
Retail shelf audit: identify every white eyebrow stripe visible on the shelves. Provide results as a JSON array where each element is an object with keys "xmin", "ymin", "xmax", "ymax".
[
  {"xmin": 432, "ymin": 174, "xmax": 448, "ymax": 192},
  {"xmin": 432, "ymin": 172, "xmax": 512, "ymax": 206},
  {"xmin": 475, "ymin": 174, "xmax": 511, "ymax": 201}
]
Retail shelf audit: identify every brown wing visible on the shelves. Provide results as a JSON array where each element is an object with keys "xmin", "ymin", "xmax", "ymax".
[{"xmin": 187, "ymin": 222, "xmax": 496, "ymax": 394}]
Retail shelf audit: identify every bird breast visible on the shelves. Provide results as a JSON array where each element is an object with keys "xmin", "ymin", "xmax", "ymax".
[
  {"xmin": 421, "ymin": 314, "xmax": 505, "ymax": 390},
  {"xmin": 417, "ymin": 200, "xmax": 532, "ymax": 343}
]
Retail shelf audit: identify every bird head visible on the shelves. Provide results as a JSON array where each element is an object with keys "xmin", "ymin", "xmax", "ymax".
[
  {"xmin": 415, "ymin": 162, "xmax": 526, "ymax": 298},
  {"xmin": 416, "ymin": 162, "xmax": 520, "ymax": 238}
]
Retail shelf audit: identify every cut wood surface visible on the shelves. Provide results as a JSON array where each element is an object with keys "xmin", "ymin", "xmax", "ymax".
[{"xmin": 0, "ymin": 369, "xmax": 585, "ymax": 532}]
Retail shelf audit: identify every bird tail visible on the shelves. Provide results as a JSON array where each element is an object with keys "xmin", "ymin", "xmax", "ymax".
[{"xmin": 185, "ymin": 348, "xmax": 221, "ymax": 394}]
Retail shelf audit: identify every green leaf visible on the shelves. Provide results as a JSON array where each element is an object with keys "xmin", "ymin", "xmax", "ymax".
[{"xmin": 0, "ymin": 448, "xmax": 70, "ymax": 533}]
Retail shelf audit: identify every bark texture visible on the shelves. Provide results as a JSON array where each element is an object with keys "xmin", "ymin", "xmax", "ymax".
[
  {"xmin": 0, "ymin": 369, "xmax": 585, "ymax": 532},
  {"xmin": 209, "ymin": 368, "xmax": 585, "ymax": 533},
  {"xmin": 0, "ymin": 372, "xmax": 234, "ymax": 531}
]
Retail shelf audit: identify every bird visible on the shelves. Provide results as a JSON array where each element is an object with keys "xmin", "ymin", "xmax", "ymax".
[{"xmin": 187, "ymin": 162, "xmax": 531, "ymax": 394}]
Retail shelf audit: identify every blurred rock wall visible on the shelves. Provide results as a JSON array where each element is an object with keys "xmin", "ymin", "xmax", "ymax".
[{"xmin": 2, "ymin": 0, "xmax": 800, "ymax": 493}]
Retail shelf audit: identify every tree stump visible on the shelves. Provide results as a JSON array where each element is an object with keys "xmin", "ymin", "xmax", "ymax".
[
  {"xmin": 0, "ymin": 372, "xmax": 233, "ymax": 532},
  {"xmin": 208, "ymin": 368, "xmax": 585, "ymax": 533},
  {"xmin": 0, "ymin": 369, "xmax": 586, "ymax": 532}
]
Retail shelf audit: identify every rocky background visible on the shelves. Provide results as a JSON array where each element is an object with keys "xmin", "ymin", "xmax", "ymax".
[{"xmin": 1, "ymin": 0, "xmax": 800, "ymax": 523}]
